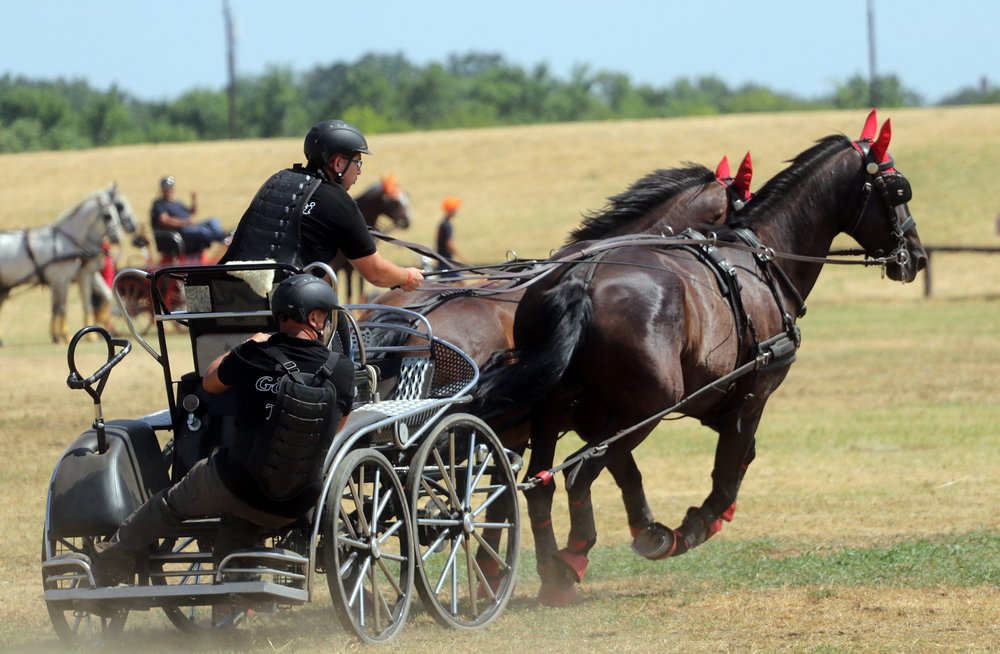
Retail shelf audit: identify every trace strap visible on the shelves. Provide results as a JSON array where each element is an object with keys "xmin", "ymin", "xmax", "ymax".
[{"xmin": 528, "ymin": 331, "xmax": 799, "ymax": 489}]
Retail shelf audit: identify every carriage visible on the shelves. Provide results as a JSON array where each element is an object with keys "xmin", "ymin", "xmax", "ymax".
[{"xmin": 41, "ymin": 260, "xmax": 521, "ymax": 646}]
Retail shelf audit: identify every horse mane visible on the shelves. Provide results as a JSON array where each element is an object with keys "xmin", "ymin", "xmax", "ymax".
[
  {"xmin": 712, "ymin": 134, "xmax": 852, "ymax": 240},
  {"xmin": 567, "ymin": 164, "xmax": 716, "ymax": 244}
]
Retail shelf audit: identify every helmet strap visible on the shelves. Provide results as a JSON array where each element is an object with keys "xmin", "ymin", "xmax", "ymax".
[{"xmin": 324, "ymin": 156, "xmax": 347, "ymax": 186}]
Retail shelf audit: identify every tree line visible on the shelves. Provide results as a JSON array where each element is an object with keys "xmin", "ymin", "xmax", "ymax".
[{"xmin": 2, "ymin": 51, "xmax": 997, "ymax": 154}]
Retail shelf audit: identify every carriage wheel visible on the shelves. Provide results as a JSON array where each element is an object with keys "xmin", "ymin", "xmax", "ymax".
[
  {"xmin": 42, "ymin": 534, "xmax": 128, "ymax": 646},
  {"xmin": 407, "ymin": 413, "xmax": 520, "ymax": 629},
  {"xmin": 324, "ymin": 448, "xmax": 414, "ymax": 644},
  {"xmin": 112, "ymin": 275, "xmax": 153, "ymax": 336}
]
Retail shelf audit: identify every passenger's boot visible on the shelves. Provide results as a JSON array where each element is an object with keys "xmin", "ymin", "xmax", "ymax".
[{"xmin": 93, "ymin": 490, "xmax": 186, "ymax": 585}]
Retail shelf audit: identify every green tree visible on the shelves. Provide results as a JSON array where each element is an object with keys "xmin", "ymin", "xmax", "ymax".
[
  {"xmin": 240, "ymin": 66, "xmax": 307, "ymax": 138},
  {"xmin": 831, "ymin": 73, "xmax": 921, "ymax": 108}
]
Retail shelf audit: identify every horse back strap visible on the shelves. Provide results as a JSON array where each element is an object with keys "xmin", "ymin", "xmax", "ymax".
[
  {"xmin": 22, "ymin": 229, "xmax": 47, "ymax": 285},
  {"xmin": 675, "ymin": 229, "xmax": 750, "ymax": 345}
]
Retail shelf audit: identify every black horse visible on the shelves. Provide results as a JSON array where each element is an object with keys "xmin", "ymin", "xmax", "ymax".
[{"xmin": 472, "ymin": 111, "xmax": 926, "ymax": 604}]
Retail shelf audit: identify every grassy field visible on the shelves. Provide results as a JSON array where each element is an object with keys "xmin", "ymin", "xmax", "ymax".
[{"xmin": 0, "ymin": 107, "xmax": 998, "ymax": 652}]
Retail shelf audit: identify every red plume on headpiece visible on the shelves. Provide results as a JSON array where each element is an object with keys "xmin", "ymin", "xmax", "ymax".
[
  {"xmin": 714, "ymin": 156, "xmax": 731, "ymax": 181},
  {"xmin": 734, "ymin": 151, "xmax": 753, "ymax": 202},
  {"xmin": 859, "ymin": 108, "xmax": 878, "ymax": 141},
  {"xmin": 869, "ymin": 119, "xmax": 893, "ymax": 167},
  {"xmin": 381, "ymin": 174, "xmax": 399, "ymax": 198}
]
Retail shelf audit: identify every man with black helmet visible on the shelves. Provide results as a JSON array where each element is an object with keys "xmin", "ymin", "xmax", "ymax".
[
  {"xmin": 91, "ymin": 274, "xmax": 355, "ymax": 584},
  {"xmin": 222, "ymin": 119, "xmax": 423, "ymax": 292}
]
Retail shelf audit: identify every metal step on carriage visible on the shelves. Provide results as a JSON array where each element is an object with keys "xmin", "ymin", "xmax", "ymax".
[{"xmin": 41, "ymin": 260, "xmax": 522, "ymax": 646}]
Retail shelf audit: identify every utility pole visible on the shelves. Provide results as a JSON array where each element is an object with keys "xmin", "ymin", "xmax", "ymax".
[
  {"xmin": 223, "ymin": 0, "xmax": 237, "ymax": 138},
  {"xmin": 867, "ymin": 0, "xmax": 880, "ymax": 107}
]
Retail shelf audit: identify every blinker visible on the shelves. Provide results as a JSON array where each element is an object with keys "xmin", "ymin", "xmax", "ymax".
[{"xmin": 883, "ymin": 175, "xmax": 912, "ymax": 206}]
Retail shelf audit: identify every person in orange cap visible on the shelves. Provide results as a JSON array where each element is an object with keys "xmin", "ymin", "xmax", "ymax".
[{"xmin": 435, "ymin": 196, "xmax": 464, "ymax": 278}]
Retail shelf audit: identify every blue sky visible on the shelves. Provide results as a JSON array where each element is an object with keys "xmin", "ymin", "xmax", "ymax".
[{"xmin": 2, "ymin": 1, "xmax": 995, "ymax": 104}]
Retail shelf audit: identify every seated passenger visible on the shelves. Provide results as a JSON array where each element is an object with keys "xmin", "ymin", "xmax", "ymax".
[
  {"xmin": 151, "ymin": 175, "xmax": 229, "ymax": 258},
  {"xmin": 92, "ymin": 274, "xmax": 355, "ymax": 584}
]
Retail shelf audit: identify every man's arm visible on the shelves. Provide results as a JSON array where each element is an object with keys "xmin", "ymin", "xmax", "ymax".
[
  {"xmin": 154, "ymin": 211, "xmax": 190, "ymax": 230},
  {"xmin": 202, "ymin": 332, "xmax": 270, "ymax": 393},
  {"xmin": 350, "ymin": 252, "xmax": 423, "ymax": 291}
]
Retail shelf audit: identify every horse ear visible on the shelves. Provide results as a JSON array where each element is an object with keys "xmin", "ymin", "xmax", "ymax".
[
  {"xmin": 734, "ymin": 151, "xmax": 753, "ymax": 201},
  {"xmin": 870, "ymin": 118, "xmax": 892, "ymax": 164},
  {"xmin": 860, "ymin": 108, "xmax": 878, "ymax": 141},
  {"xmin": 714, "ymin": 156, "xmax": 731, "ymax": 181}
]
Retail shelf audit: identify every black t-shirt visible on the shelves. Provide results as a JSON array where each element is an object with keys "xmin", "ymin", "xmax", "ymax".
[
  {"xmin": 299, "ymin": 177, "xmax": 377, "ymax": 266},
  {"xmin": 436, "ymin": 217, "xmax": 455, "ymax": 257},
  {"xmin": 214, "ymin": 332, "xmax": 356, "ymax": 516}
]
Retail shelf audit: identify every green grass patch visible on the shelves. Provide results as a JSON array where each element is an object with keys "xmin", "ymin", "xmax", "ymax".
[{"xmin": 579, "ymin": 530, "xmax": 999, "ymax": 591}]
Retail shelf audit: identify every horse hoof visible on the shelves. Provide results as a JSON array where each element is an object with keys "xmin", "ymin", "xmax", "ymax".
[
  {"xmin": 537, "ymin": 582, "xmax": 577, "ymax": 607},
  {"xmin": 631, "ymin": 522, "xmax": 678, "ymax": 560},
  {"xmin": 554, "ymin": 549, "xmax": 589, "ymax": 583}
]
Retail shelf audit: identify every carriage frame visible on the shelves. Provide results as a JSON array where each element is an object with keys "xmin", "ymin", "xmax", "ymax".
[{"xmin": 40, "ymin": 260, "xmax": 522, "ymax": 646}]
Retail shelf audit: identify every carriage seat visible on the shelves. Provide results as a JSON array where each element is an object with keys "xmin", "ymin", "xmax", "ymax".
[
  {"xmin": 153, "ymin": 228, "xmax": 209, "ymax": 264},
  {"xmin": 183, "ymin": 270, "xmax": 277, "ymax": 376}
]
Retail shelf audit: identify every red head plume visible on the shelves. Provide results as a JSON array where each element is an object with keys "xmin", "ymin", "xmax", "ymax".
[
  {"xmin": 869, "ymin": 119, "xmax": 893, "ymax": 170},
  {"xmin": 859, "ymin": 108, "xmax": 878, "ymax": 141},
  {"xmin": 714, "ymin": 156, "xmax": 731, "ymax": 181},
  {"xmin": 734, "ymin": 151, "xmax": 753, "ymax": 202}
]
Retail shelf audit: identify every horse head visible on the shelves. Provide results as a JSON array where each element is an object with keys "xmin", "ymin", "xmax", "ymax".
[
  {"xmin": 104, "ymin": 183, "xmax": 139, "ymax": 236},
  {"xmin": 846, "ymin": 116, "xmax": 927, "ymax": 283},
  {"xmin": 92, "ymin": 187, "xmax": 124, "ymax": 246},
  {"xmin": 378, "ymin": 174, "xmax": 412, "ymax": 230}
]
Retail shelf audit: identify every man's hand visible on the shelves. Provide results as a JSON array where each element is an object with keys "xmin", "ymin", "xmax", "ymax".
[{"xmin": 401, "ymin": 267, "xmax": 424, "ymax": 291}]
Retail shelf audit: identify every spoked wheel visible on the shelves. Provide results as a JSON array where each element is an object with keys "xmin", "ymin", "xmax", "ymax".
[
  {"xmin": 112, "ymin": 275, "xmax": 153, "ymax": 335},
  {"xmin": 155, "ymin": 536, "xmax": 248, "ymax": 631},
  {"xmin": 42, "ymin": 534, "xmax": 128, "ymax": 646},
  {"xmin": 407, "ymin": 413, "xmax": 520, "ymax": 629},
  {"xmin": 324, "ymin": 448, "xmax": 414, "ymax": 644}
]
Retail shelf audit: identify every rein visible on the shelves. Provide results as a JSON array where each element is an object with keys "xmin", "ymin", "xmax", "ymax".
[
  {"xmin": 526, "ymin": 334, "xmax": 797, "ymax": 489},
  {"xmin": 373, "ymin": 227, "xmax": 907, "ymax": 297}
]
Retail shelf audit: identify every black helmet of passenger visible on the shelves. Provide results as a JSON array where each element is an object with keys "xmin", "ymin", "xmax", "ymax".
[
  {"xmin": 304, "ymin": 120, "xmax": 372, "ymax": 166},
  {"xmin": 270, "ymin": 274, "xmax": 339, "ymax": 324}
]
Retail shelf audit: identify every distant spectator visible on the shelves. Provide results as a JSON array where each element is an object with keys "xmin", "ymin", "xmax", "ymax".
[
  {"xmin": 435, "ymin": 196, "xmax": 464, "ymax": 278},
  {"xmin": 150, "ymin": 175, "xmax": 229, "ymax": 256}
]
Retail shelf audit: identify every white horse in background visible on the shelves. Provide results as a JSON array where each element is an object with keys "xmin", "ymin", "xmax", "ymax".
[{"xmin": 0, "ymin": 183, "xmax": 138, "ymax": 344}]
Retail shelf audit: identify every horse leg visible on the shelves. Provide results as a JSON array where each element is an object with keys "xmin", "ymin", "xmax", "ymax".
[
  {"xmin": 660, "ymin": 406, "xmax": 762, "ymax": 558},
  {"xmin": 0, "ymin": 290, "xmax": 7, "ymax": 346},
  {"xmin": 607, "ymin": 451, "xmax": 655, "ymax": 535},
  {"xmin": 76, "ymin": 264, "xmax": 97, "ymax": 336},
  {"xmin": 50, "ymin": 281, "xmax": 71, "ymax": 344},
  {"xmin": 520, "ymin": 412, "xmax": 570, "ymax": 605}
]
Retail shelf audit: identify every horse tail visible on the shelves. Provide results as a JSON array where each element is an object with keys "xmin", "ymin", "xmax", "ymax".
[{"xmin": 471, "ymin": 277, "xmax": 592, "ymax": 419}]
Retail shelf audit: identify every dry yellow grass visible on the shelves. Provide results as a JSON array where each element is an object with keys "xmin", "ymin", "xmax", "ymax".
[{"xmin": 1, "ymin": 108, "xmax": 997, "ymax": 651}]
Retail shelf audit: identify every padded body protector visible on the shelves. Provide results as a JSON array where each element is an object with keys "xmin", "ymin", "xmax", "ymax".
[
  {"xmin": 220, "ymin": 165, "xmax": 322, "ymax": 266},
  {"xmin": 247, "ymin": 345, "xmax": 341, "ymax": 501}
]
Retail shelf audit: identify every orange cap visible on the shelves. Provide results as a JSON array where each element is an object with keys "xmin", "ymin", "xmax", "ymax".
[{"xmin": 442, "ymin": 196, "xmax": 462, "ymax": 212}]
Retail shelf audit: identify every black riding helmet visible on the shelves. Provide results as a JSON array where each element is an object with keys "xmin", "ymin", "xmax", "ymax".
[
  {"xmin": 270, "ymin": 274, "xmax": 340, "ymax": 325},
  {"xmin": 304, "ymin": 119, "xmax": 372, "ymax": 168}
]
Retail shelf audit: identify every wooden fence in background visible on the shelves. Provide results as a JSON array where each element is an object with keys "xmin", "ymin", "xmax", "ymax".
[{"xmin": 922, "ymin": 245, "xmax": 1000, "ymax": 297}]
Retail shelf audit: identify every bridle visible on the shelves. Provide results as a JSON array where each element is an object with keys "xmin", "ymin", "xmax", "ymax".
[{"xmin": 845, "ymin": 138, "xmax": 916, "ymax": 269}]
